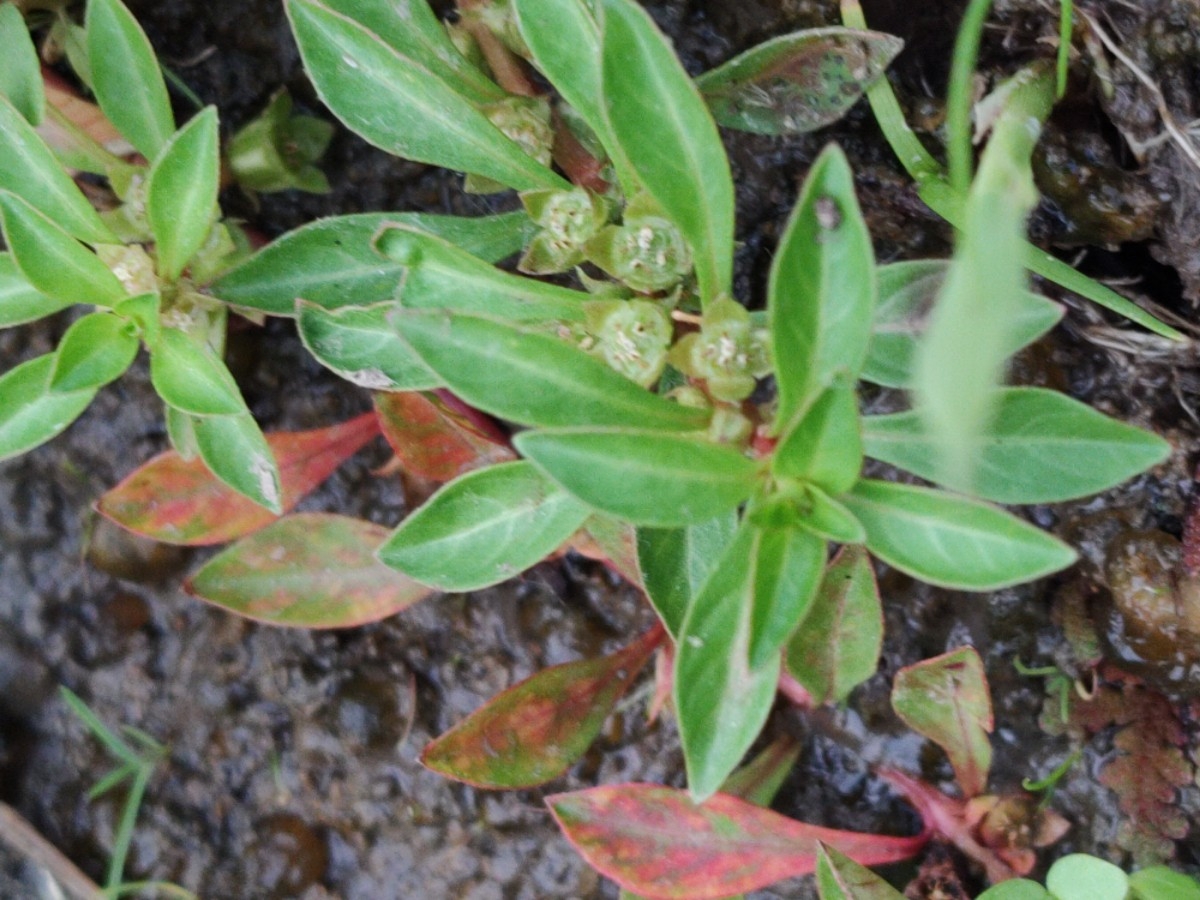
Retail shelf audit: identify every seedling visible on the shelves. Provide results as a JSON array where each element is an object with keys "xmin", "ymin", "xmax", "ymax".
[{"xmin": 60, "ymin": 687, "xmax": 196, "ymax": 899}]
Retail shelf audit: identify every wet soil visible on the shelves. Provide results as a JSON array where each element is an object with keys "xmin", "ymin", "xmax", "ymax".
[{"xmin": 2, "ymin": 1, "xmax": 1200, "ymax": 898}]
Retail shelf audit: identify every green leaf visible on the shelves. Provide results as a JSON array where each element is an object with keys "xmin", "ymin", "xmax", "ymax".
[
  {"xmin": 86, "ymin": 0, "xmax": 175, "ymax": 159},
  {"xmin": 0, "ymin": 95, "xmax": 116, "ymax": 244},
  {"xmin": 377, "ymin": 223, "xmax": 589, "ymax": 322},
  {"xmin": 146, "ymin": 106, "xmax": 220, "ymax": 282},
  {"xmin": 49, "ymin": 311, "xmax": 138, "ymax": 392},
  {"xmin": 512, "ymin": 0, "xmax": 634, "ymax": 187},
  {"xmin": 636, "ymin": 513, "xmax": 738, "ymax": 637},
  {"xmin": 318, "ymin": 0, "xmax": 504, "ymax": 103},
  {"xmin": 912, "ymin": 65, "xmax": 1055, "ymax": 490},
  {"xmin": 600, "ymin": 0, "xmax": 733, "ymax": 304},
  {"xmin": 891, "ymin": 647, "xmax": 992, "ymax": 797},
  {"xmin": 840, "ymin": 479, "xmax": 1077, "ymax": 590},
  {"xmin": 770, "ymin": 143, "xmax": 875, "ymax": 432},
  {"xmin": 786, "ymin": 545, "xmax": 881, "ymax": 705},
  {"xmin": 720, "ymin": 736, "xmax": 802, "ymax": 808},
  {"xmin": 0, "ymin": 253, "xmax": 71, "ymax": 327},
  {"xmin": 862, "ymin": 261, "xmax": 1062, "ymax": 389},
  {"xmin": 149, "ymin": 328, "xmax": 247, "ymax": 417},
  {"xmin": 421, "ymin": 627, "xmax": 659, "ymax": 788},
  {"xmin": 210, "ymin": 210, "xmax": 534, "ymax": 313},
  {"xmin": 0, "ymin": 190, "xmax": 126, "ymax": 307},
  {"xmin": 976, "ymin": 880, "xmax": 1052, "ymax": 900},
  {"xmin": 190, "ymin": 411, "xmax": 282, "ymax": 513},
  {"xmin": 675, "ymin": 521, "xmax": 780, "ymax": 800},
  {"xmin": 698, "ymin": 28, "xmax": 903, "ymax": 136},
  {"xmin": 186, "ymin": 513, "xmax": 429, "ymax": 627},
  {"xmin": 0, "ymin": 3, "xmax": 45, "ymax": 124},
  {"xmin": 816, "ymin": 843, "xmax": 906, "ymax": 900},
  {"xmin": 862, "ymin": 387, "xmax": 1171, "ymax": 503},
  {"xmin": 393, "ymin": 311, "xmax": 707, "ymax": 431},
  {"xmin": 1130, "ymin": 866, "xmax": 1200, "ymax": 900},
  {"xmin": 515, "ymin": 427, "xmax": 759, "ymax": 527},
  {"xmin": 795, "ymin": 485, "xmax": 865, "ymax": 544},
  {"xmin": 0, "ymin": 354, "xmax": 95, "ymax": 460},
  {"xmin": 113, "ymin": 291, "xmax": 161, "ymax": 346},
  {"xmin": 747, "ymin": 524, "xmax": 826, "ymax": 670},
  {"xmin": 1046, "ymin": 855, "xmax": 1129, "ymax": 900},
  {"xmin": 772, "ymin": 382, "xmax": 862, "ymax": 493},
  {"xmin": 298, "ymin": 300, "xmax": 441, "ymax": 391},
  {"xmin": 286, "ymin": 0, "xmax": 567, "ymax": 192},
  {"xmin": 378, "ymin": 460, "xmax": 591, "ymax": 592}
]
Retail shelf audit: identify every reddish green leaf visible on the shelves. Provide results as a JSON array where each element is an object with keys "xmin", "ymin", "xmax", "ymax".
[
  {"xmin": 785, "ymin": 545, "xmax": 882, "ymax": 705},
  {"xmin": 891, "ymin": 647, "xmax": 993, "ymax": 797},
  {"xmin": 185, "ymin": 513, "xmax": 431, "ymax": 627},
  {"xmin": 422, "ymin": 626, "xmax": 662, "ymax": 788},
  {"xmin": 96, "ymin": 412, "xmax": 380, "ymax": 545},
  {"xmin": 547, "ymin": 783, "xmax": 928, "ymax": 899},
  {"xmin": 571, "ymin": 513, "xmax": 643, "ymax": 587},
  {"xmin": 373, "ymin": 390, "xmax": 514, "ymax": 483}
]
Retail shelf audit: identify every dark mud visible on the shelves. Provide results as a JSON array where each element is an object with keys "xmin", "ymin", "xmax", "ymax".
[{"xmin": 2, "ymin": 1, "xmax": 1199, "ymax": 898}]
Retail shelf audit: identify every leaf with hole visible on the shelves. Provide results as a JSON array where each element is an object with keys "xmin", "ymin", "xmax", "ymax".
[
  {"xmin": 862, "ymin": 387, "xmax": 1170, "ymax": 503},
  {"xmin": 286, "ymin": 0, "xmax": 567, "ymax": 191},
  {"xmin": 211, "ymin": 211, "xmax": 534, "ymax": 314},
  {"xmin": 516, "ymin": 428, "xmax": 758, "ymax": 528},
  {"xmin": 770, "ymin": 144, "xmax": 875, "ymax": 432},
  {"xmin": 0, "ymin": 190, "xmax": 126, "ymax": 308},
  {"xmin": 839, "ymin": 479, "xmax": 1077, "ymax": 590},
  {"xmin": 422, "ymin": 626, "xmax": 660, "ymax": 788},
  {"xmin": 394, "ymin": 311, "xmax": 707, "ymax": 431},
  {"xmin": 96, "ymin": 412, "xmax": 380, "ymax": 544},
  {"xmin": 698, "ymin": 27, "xmax": 902, "ymax": 135},
  {"xmin": 378, "ymin": 460, "xmax": 592, "ymax": 592},
  {"xmin": 892, "ymin": 647, "xmax": 992, "ymax": 798},
  {"xmin": 146, "ymin": 107, "xmax": 220, "ymax": 282},
  {"xmin": 600, "ymin": 0, "xmax": 733, "ymax": 304},
  {"xmin": 786, "ymin": 545, "xmax": 881, "ymax": 705},
  {"xmin": 547, "ymin": 783, "xmax": 927, "ymax": 899},
  {"xmin": 186, "ymin": 513, "xmax": 431, "ymax": 627},
  {"xmin": 49, "ymin": 311, "xmax": 139, "ymax": 392},
  {"xmin": 0, "ymin": 354, "xmax": 95, "ymax": 461},
  {"xmin": 86, "ymin": 0, "xmax": 175, "ymax": 159}
]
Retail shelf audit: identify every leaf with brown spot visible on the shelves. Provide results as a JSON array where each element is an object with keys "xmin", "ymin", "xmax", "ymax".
[
  {"xmin": 421, "ymin": 626, "xmax": 662, "ymax": 788},
  {"xmin": 892, "ymin": 647, "xmax": 993, "ymax": 798},
  {"xmin": 547, "ymin": 783, "xmax": 927, "ymax": 899},
  {"xmin": 185, "ymin": 513, "xmax": 431, "ymax": 627},
  {"xmin": 373, "ymin": 390, "xmax": 514, "ymax": 482},
  {"xmin": 96, "ymin": 412, "xmax": 380, "ymax": 545}
]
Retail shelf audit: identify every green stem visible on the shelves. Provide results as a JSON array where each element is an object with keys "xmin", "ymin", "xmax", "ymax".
[
  {"xmin": 946, "ymin": 0, "xmax": 994, "ymax": 195},
  {"xmin": 1057, "ymin": 0, "xmax": 1073, "ymax": 98},
  {"xmin": 103, "ymin": 765, "xmax": 152, "ymax": 895}
]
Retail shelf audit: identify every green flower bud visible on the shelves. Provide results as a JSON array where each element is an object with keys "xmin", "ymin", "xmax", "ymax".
[
  {"xmin": 668, "ymin": 298, "xmax": 771, "ymax": 402},
  {"xmin": 587, "ymin": 299, "xmax": 672, "ymax": 387},
  {"xmin": 585, "ymin": 215, "xmax": 692, "ymax": 293}
]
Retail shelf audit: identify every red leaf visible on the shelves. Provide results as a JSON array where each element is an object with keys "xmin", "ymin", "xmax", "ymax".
[
  {"xmin": 184, "ymin": 513, "xmax": 432, "ymax": 627},
  {"xmin": 892, "ymin": 647, "xmax": 993, "ymax": 798},
  {"xmin": 547, "ymin": 783, "xmax": 928, "ymax": 899},
  {"xmin": 374, "ymin": 391, "xmax": 514, "ymax": 482},
  {"xmin": 96, "ymin": 413, "xmax": 380, "ymax": 545},
  {"xmin": 422, "ymin": 625, "xmax": 663, "ymax": 788}
]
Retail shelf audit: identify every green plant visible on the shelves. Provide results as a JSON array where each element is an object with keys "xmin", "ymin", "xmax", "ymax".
[
  {"xmin": 60, "ymin": 687, "xmax": 196, "ymax": 900},
  {"xmin": 5, "ymin": 0, "xmax": 1185, "ymax": 896}
]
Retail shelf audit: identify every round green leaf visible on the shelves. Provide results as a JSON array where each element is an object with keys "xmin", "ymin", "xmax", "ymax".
[
  {"xmin": 50, "ymin": 311, "xmax": 139, "ymax": 392},
  {"xmin": 1046, "ymin": 855, "xmax": 1129, "ymax": 900}
]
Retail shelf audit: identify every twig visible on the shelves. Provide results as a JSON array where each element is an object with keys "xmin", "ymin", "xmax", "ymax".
[{"xmin": 0, "ymin": 801, "xmax": 103, "ymax": 900}]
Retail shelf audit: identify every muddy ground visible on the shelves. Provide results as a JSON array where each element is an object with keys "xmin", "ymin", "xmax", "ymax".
[{"xmin": 2, "ymin": 0, "xmax": 1199, "ymax": 897}]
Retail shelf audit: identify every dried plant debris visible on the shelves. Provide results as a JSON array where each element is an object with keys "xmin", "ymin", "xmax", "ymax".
[{"xmin": 1043, "ymin": 668, "xmax": 1195, "ymax": 864}]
